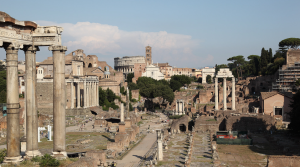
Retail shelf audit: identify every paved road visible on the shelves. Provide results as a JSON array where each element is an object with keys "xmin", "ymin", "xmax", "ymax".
[{"xmin": 116, "ymin": 113, "xmax": 168, "ymax": 167}]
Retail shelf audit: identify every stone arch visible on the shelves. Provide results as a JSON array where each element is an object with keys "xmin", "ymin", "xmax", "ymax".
[
  {"xmin": 179, "ymin": 124, "xmax": 186, "ymax": 132},
  {"xmin": 88, "ymin": 63, "xmax": 92, "ymax": 68},
  {"xmin": 83, "ymin": 62, "xmax": 85, "ymax": 68}
]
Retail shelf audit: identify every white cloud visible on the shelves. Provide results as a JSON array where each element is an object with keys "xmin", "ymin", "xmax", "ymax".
[{"xmin": 36, "ymin": 21, "xmax": 199, "ymax": 67}]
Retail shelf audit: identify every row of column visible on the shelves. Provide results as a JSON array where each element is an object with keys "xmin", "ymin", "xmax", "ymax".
[
  {"xmin": 118, "ymin": 67, "xmax": 133, "ymax": 73},
  {"xmin": 3, "ymin": 44, "xmax": 68, "ymax": 163},
  {"xmin": 70, "ymin": 81, "xmax": 98, "ymax": 109},
  {"xmin": 215, "ymin": 77, "xmax": 235, "ymax": 111}
]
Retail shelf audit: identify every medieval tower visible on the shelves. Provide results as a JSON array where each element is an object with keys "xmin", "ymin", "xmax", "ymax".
[{"xmin": 145, "ymin": 46, "xmax": 152, "ymax": 65}]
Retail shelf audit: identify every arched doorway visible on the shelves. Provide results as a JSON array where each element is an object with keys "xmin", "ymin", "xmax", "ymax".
[
  {"xmin": 88, "ymin": 63, "xmax": 92, "ymax": 68},
  {"xmin": 179, "ymin": 124, "xmax": 186, "ymax": 132},
  {"xmin": 188, "ymin": 121, "xmax": 194, "ymax": 131}
]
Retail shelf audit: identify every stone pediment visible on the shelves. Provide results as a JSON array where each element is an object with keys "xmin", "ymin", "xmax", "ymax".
[{"xmin": 91, "ymin": 68, "xmax": 103, "ymax": 73}]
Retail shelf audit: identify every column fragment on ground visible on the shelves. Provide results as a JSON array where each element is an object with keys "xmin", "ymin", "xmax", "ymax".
[
  {"xmin": 215, "ymin": 77, "xmax": 218, "ymax": 110},
  {"xmin": 232, "ymin": 77, "xmax": 235, "ymax": 110},
  {"xmin": 49, "ymin": 45, "xmax": 67, "ymax": 157},
  {"xmin": 4, "ymin": 44, "xmax": 22, "ymax": 163},
  {"xmin": 24, "ymin": 46, "xmax": 41, "ymax": 157},
  {"xmin": 223, "ymin": 77, "xmax": 227, "ymax": 111},
  {"xmin": 156, "ymin": 130, "xmax": 163, "ymax": 161}
]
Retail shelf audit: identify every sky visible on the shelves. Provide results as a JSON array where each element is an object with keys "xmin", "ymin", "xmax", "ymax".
[{"xmin": 0, "ymin": 0, "xmax": 300, "ymax": 68}]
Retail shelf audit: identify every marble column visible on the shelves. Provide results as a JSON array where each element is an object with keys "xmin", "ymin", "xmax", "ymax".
[
  {"xmin": 49, "ymin": 45, "xmax": 67, "ymax": 158},
  {"xmin": 4, "ymin": 43, "xmax": 22, "ymax": 163},
  {"xmin": 77, "ymin": 82, "xmax": 80, "ymax": 108},
  {"xmin": 215, "ymin": 77, "xmax": 218, "ymax": 110},
  {"xmin": 96, "ymin": 82, "xmax": 99, "ymax": 106},
  {"xmin": 71, "ymin": 82, "xmax": 74, "ymax": 109},
  {"xmin": 24, "ymin": 46, "xmax": 41, "ymax": 157},
  {"xmin": 223, "ymin": 77, "xmax": 227, "ymax": 111},
  {"xmin": 89, "ymin": 82, "xmax": 92, "ymax": 106},
  {"xmin": 83, "ymin": 82, "xmax": 86, "ymax": 107},
  {"xmin": 156, "ymin": 130, "xmax": 163, "ymax": 161},
  {"xmin": 232, "ymin": 77, "xmax": 236, "ymax": 110},
  {"xmin": 92, "ymin": 82, "xmax": 94, "ymax": 106},
  {"xmin": 86, "ymin": 82, "xmax": 89, "ymax": 107}
]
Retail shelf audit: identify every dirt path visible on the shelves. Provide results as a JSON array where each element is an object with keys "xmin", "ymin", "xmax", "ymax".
[{"xmin": 116, "ymin": 113, "xmax": 167, "ymax": 167}]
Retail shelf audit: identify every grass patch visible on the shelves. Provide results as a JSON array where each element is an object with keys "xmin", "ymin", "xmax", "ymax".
[
  {"xmin": 137, "ymin": 121, "xmax": 143, "ymax": 126},
  {"xmin": 206, "ymin": 119, "xmax": 216, "ymax": 121}
]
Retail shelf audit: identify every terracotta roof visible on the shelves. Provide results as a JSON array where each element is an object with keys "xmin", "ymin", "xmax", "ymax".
[{"xmin": 261, "ymin": 91, "xmax": 293, "ymax": 100}]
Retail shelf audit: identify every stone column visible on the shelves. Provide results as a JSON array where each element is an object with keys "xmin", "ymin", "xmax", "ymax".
[
  {"xmin": 49, "ymin": 45, "xmax": 67, "ymax": 158},
  {"xmin": 223, "ymin": 77, "xmax": 227, "ymax": 111},
  {"xmin": 86, "ymin": 82, "xmax": 89, "ymax": 107},
  {"xmin": 126, "ymin": 87, "xmax": 129, "ymax": 118},
  {"xmin": 232, "ymin": 77, "xmax": 235, "ymax": 110},
  {"xmin": 156, "ymin": 130, "xmax": 163, "ymax": 161},
  {"xmin": 4, "ymin": 43, "xmax": 22, "ymax": 163},
  {"xmin": 24, "ymin": 46, "xmax": 41, "ymax": 157},
  {"xmin": 176, "ymin": 101, "xmax": 178, "ymax": 112},
  {"xmin": 71, "ymin": 82, "xmax": 74, "ymax": 109},
  {"xmin": 215, "ymin": 77, "xmax": 218, "ymax": 110},
  {"xmin": 77, "ymin": 82, "xmax": 80, "ymax": 108},
  {"xmin": 90, "ymin": 82, "xmax": 92, "ymax": 106},
  {"xmin": 120, "ymin": 103, "xmax": 124, "ymax": 122},
  {"xmin": 84, "ymin": 81, "xmax": 86, "ymax": 108},
  {"xmin": 96, "ymin": 82, "xmax": 99, "ymax": 106}
]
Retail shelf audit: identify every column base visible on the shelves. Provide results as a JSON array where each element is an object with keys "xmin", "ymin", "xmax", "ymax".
[
  {"xmin": 25, "ymin": 150, "xmax": 42, "ymax": 158},
  {"xmin": 52, "ymin": 151, "xmax": 67, "ymax": 160},
  {"xmin": 3, "ymin": 156, "xmax": 23, "ymax": 164}
]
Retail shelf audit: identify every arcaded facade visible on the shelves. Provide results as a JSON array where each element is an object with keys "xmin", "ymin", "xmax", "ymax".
[{"xmin": 114, "ymin": 56, "xmax": 146, "ymax": 78}]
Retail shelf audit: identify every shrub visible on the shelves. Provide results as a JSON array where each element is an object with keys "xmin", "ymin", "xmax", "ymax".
[
  {"xmin": 0, "ymin": 149, "xmax": 6, "ymax": 163},
  {"xmin": 39, "ymin": 154, "xmax": 60, "ymax": 167}
]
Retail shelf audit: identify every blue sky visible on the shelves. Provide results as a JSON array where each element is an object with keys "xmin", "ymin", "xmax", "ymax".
[{"xmin": 1, "ymin": 0, "xmax": 299, "ymax": 68}]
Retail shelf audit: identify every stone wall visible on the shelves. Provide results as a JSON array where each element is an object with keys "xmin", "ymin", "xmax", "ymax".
[
  {"xmin": 131, "ymin": 89, "xmax": 139, "ymax": 100},
  {"xmin": 286, "ymin": 49, "xmax": 300, "ymax": 67},
  {"xmin": 267, "ymin": 155, "xmax": 300, "ymax": 167}
]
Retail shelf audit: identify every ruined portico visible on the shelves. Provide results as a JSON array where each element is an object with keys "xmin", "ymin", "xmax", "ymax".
[
  {"xmin": 175, "ymin": 99, "xmax": 185, "ymax": 115},
  {"xmin": 215, "ymin": 68, "xmax": 235, "ymax": 111},
  {"xmin": 0, "ymin": 12, "xmax": 67, "ymax": 162}
]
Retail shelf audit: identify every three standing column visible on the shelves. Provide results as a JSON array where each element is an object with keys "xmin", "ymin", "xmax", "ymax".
[
  {"xmin": 215, "ymin": 77, "xmax": 218, "ymax": 110},
  {"xmin": 24, "ymin": 46, "xmax": 41, "ymax": 157},
  {"xmin": 49, "ymin": 45, "xmax": 67, "ymax": 158},
  {"xmin": 4, "ymin": 43, "xmax": 22, "ymax": 163},
  {"xmin": 223, "ymin": 77, "xmax": 227, "ymax": 111}
]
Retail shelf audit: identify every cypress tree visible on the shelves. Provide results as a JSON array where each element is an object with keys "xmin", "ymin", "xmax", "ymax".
[
  {"xmin": 268, "ymin": 48, "xmax": 273, "ymax": 63},
  {"xmin": 261, "ymin": 47, "xmax": 268, "ymax": 68}
]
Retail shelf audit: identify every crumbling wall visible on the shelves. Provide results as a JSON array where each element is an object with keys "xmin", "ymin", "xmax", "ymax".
[{"xmin": 267, "ymin": 155, "xmax": 300, "ymax": 167}]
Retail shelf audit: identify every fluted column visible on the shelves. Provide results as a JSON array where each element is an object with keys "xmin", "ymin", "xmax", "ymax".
[
  {"xmin": 84, "ymin": 81, "xmax": 86, "ymax": 108},
  {"xmin": 24, "ymin": 46, "xmax": 41, "ymax": 157},
  {"xmin": 223, "ymin": 77, "xmax": 227, "ymax": 111},
  {"xmin": 96, "ymin": 82, "xmax": 99, "ymax": 106},
  {"xmin": 77, "ymin": 82, "xmax": 80, "ymax": 108},
  {"xmin": 89, "ymin": 82, "xmax": 92, "ymax": 107},
  {"xmin": 49, "ymin": 45, "xmax": 67, "ymax": 157},
  {"xmin": 4, "ymin": 43, "xmax": 22, "ymax": 163},
  {"xmin": 71, "ymin": 82, "xmax": 74, "ymax": 109},
  {"xmin": 232, "ymin": 77, "xmax": 236, "ymax": 110},
  {"xmin": 215, "ymin": 77, "xmax": 218, "ymax": 110}
]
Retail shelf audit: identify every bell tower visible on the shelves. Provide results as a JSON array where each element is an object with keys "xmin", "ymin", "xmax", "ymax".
[{"xmin": 145, "ymin": 46, "xmax": 152, "ymax": 65}]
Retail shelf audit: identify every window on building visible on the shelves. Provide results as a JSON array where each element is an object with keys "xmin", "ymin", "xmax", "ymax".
[
  {"xmin": 22, "ymin": 82, "xmax": 25, "ymax": 86},
  {"xmin": 275, "ymin": 108, "xmax": 283, "ymax": 115}
]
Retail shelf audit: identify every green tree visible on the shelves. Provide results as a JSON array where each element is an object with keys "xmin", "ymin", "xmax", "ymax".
[
  {"xmin": 0, "ymin": 91, "xmax": 6, "ymax": 103},
  {"xmin": 129, "ymin": 103, "xmax": 133, "ymax": 111},
  {"xmin": 106, "ymin": 88, "xmax": 115, "ymax": 102},
  {"xmin": 260, "ymin": 48, "xmax": 268, "ymax": 69},
  {"xmin": 279, "ymin": 38, "xmax": 300, "ymax": 49},
  {"xmin": 98, "ymin": 87, "xmax": 107, "ymax": 106},
  {"xmin": 128, "ymin": 82, "xmax": 139, "ymax": 90},
  {"xmin": 170, "ymin": 79, "xmax": 181, "ymax": 91},
  {"xmin": 0, "ymin": 71, "xmax": 6, "ymax": 92},
  {"xmin": 206, "ymin": 75, "xmax": 212, "ymax": 84},
  {"xmin": 247, "ymin": 55, "xmax": 260, "ymax": 76},
  {"xmin": 120, "ymin": 86, "xmax": 125, "ymax": 95},
  {"xmin": 227, "ymin": 56, "xmax": 245, "ymax": 78},
  {"xmin": 295, "ymin": 79, "xmax": 300, "ymax": 86},
  {"xmin": 268, "ymin": 48, "xmax": 273, "ymax": 63},
  {"xmin": 126, "ymin": 73, "xmax": 134, "ymax": 83}
]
